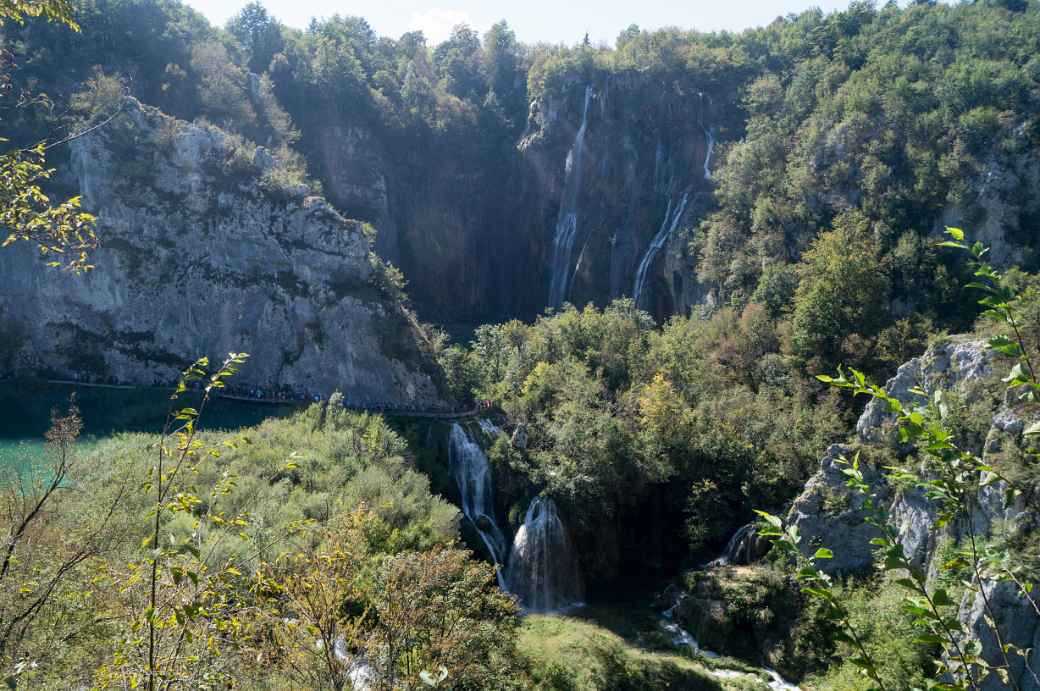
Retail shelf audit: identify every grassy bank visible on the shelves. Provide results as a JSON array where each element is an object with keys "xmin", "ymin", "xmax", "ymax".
[{"xmin": 519, "ymin": 603, "xmax": 777, "ymax": 690}]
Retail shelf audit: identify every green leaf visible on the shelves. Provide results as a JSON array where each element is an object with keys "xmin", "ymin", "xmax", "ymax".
[
  {"xmin": 945, "ymin": 227, "xmax": 965, "ymax": 241},
  {"xmin": 914, "ymin": 633, "xmax": 944, "ymax": 646},
  {"xmin": 988, "ymin": 335, "xmax": 1023, "ymax": 358},
  {"xmin": 753, "ymin": 510, "xmax": 783, "ymax": 530},
  {"xmin": 813, "ymin": 548, "xmax": 834, "ymax": 560}
]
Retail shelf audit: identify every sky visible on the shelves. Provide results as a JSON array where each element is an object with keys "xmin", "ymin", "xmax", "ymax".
[{"xmin": 180, "ymin": 0, "xmax": 861, "ymax": 46}]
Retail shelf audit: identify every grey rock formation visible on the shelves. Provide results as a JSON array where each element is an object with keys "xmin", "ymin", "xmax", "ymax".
[
  {"xmin": 785, "ymin": 443, "xmax": 885, "ymax": 573},
  {"xmin": 959, "ymin": 580, "xmax": 1040, "ymax": 690},
  {"xmin": 857, "ymin": 338, "xmax": 993, "ymax": 445},
  {"xmin": 789, "ymin": 339, "xmax": 998, "ymax": 573},
  {"xmin": 787, "ymin": 336, "xmax": 1040, "ymax": 681},
  {"xmin": 0, "ymin": 99, "xmax": 445, "ymax": 409},
  {"xmin": 940, "ymin": 150, "xmax": 1040, "ymax": 270}
]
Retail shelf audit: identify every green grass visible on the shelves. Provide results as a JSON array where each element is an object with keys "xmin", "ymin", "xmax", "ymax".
[{"xmin": 518, "ymin": 603, "xmax": 775, "ymax": 690}]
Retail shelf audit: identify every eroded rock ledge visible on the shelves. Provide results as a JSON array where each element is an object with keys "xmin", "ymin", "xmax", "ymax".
[{"xmin": 0, "ymin": 99, "xmax": 445, "ymax": 409}]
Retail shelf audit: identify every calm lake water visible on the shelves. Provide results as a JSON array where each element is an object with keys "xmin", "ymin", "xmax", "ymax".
[{"xmin": 0, "ymin": 381, "xmax": 296, "ymax": 478}]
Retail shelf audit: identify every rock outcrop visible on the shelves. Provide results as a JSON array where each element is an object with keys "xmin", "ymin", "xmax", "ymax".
[
  {"xmin": 0, "ymin": 99, "xmax": 446, "ymax": 408},
  {"xmin": 787, "ymin": 338, "xmax": 1000, "ymax": 573},
  {"xmin": 785, "ymin": 337, "xmax": 1040, "ymax": 685}
]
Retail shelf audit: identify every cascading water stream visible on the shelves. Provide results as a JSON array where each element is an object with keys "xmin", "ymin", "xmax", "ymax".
[
  {"xmin": 703, "ymin": 126, "xmax": 715, "ymax": 181},
  {"xmin": 707, "ymin": 522, "xmax": 758, "ymax": 568},
  {"xmin": 633, "ymin": 192, "xmax": 690, "ymax": 307},
  {"xmin": 548, "ymin": 84, "xmax": 594, "ymax": 309},
  {"xmin": 448, "ymin": 423, "xmax": 509, "ymax": 590},
  {"xmin": 659, "ymin": 596, "xmax": 801, "ymax": 690},
  {"xmin": 700, "ymin": 92, "xmax": 715, "ymax": 181},
  {"xmin": 477, "ymin": 418, "xmax": 502, "ymax": 438},
  {"xmin": 505, "ymin": 496, "xmax": 585, "ymax": 612}
]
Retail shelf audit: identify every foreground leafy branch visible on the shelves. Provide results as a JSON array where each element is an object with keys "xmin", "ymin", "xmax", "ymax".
[{"xmin": 1, "ymin": 0, "xmax": 100, "ymax": 272}]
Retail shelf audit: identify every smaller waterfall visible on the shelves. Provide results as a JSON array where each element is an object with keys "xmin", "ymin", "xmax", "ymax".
[
  {"xmin": 505, "ymin": 496, "xmax": 584, "ymax": 612},
  {"xmin": 653, "ymin": 140, "xmax": 665, "ymax": 193},
  {"xmin": 548, "ymin": 85, "xmax": 594, "ymax": 309},
  {"xmin": 703, "ymin": 127, "xmax": 715, "ymax": 181},
  {"xmin": 699, "ymin": 92, "xmax": 715, "ymax": 181},
  {"xmin": 448, "ymin": 424, "xmax": 508, "ymax": 589},
  {"xmin": 477, "ymin": 418, "xmax": 502, "ymax": 438},
  {"xmin": 633, "ymin": 192, "xmax": 690, "ymax": 307},
  {"xmin": 707, "ymin": 523, "xmax": 765, "ymax": 568}
]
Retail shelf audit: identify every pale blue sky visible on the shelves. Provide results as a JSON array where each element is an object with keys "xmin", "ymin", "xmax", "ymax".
[{"xmin": 181, "ymin": 0, "xmax": 866, "ymax": 45}]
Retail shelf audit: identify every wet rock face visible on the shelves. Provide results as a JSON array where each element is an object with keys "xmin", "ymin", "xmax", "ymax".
[
  {"xmin": 0, "ymin": 99, "xmax": 444, "ymax": 409},
  {"xmin": 520, "ymin": 77, "xmax": 715, "ymax": 319},
  {"xmin": 675, "ymin": 566, "xmax": 802, "ymax": 671}
]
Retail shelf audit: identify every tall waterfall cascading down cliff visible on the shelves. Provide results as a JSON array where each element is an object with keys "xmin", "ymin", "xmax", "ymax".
[
  {"xmin": 633, "ymin": 193, "xmax": 690, "ymax": 308},
  {"xmin": 547, "ymin": 85, "xmax": 594, "ymax": 309},
  {"xmin": 700, "ymin": 92, "xmax": 715, "ymax": 181},
  {"xmin": 448, "ymin": 423, "xmax": 509, "ymax": 590},
  {"xmin": 505, "ymin": 496, "xmax": 585, "ymax": 612}
]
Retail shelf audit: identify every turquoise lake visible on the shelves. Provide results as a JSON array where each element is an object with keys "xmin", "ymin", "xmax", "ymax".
[{"xmin": 0, "ymin": 380, "xmax": 296, "ymax": 479}]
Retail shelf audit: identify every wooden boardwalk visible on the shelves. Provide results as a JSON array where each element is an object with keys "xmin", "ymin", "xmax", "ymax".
[
  {"xmin": 39, "ymin": 379, "xmax": 482, "ymax": 420},
  {"xmin": 216, "ymin": 394, "xmax": 481, "ymax": 420}
]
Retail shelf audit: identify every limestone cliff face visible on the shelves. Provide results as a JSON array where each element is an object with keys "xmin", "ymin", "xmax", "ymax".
[
  {"xmin": 296, "ymin": 108, "xmax": 548, "ymax": 325},
  {"xmin": 520, "ymin": 75, "xmax": 716, "ymax": 317},
  {"xmin": 291, "ymin": 79, "xmax": 1038, "ymax": 327},
  {"xmin": 939, "ymin": 146, "xmax": 1040, "ymax": 270},
  {"xmin": 292, "ymin": 78, "xmax": 720, "ymax": 324},
  {"xmin": 0, "ymin": 99, "xmax": 446, "ymax": 408}
]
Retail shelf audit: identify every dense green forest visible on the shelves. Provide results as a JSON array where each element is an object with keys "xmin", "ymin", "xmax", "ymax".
[{"xmin": 3, "ymin": 0, "xmax": 1040, "ymax": 688}]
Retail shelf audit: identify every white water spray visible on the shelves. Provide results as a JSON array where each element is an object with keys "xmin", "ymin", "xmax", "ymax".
[
  {"xmin": 505, "ymin": 496, "xmax": 585, "ymax": 612},
  {"xmin": 548, "ymin": 85, "xmax": 594, "ymax": 309},
  {"xmin": 632, "ymin": 192, "xmax": 690, "ymax": 307},
  {"xmin": 448, "ymin": 424, "xmax": 508, "ymax": 589}
]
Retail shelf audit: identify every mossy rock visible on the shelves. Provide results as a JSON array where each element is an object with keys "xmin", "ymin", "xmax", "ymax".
[{"xmin": 677, "ymin": 566, "xmax": 800, "ymax": 665}]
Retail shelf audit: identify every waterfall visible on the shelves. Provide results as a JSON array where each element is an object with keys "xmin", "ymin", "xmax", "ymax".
[
  {"xmin": 703, "ymin": 127, "xmax": 715, "ymax": 181},
  {"xmin": 653, "ymin": 140, "xmax": 665, "ymax": 193},
  {"xmin": 633, "ymin": 192, "xmax": 690, "ymax": 308},
  {"xmin": 707, "ymin": 523, "xmax": 763, "ymax": 568},
  {"xmin": 548, "ymin": 85, "xmax": 594, "ymax": 309},
  {"xmin": 505, "ymin": 496, "xmax": 585, "ymax": 612},
  {"xmin": 477, "ymin": 418, "xmax": 502, "ymax": 438},
  {"xmin": 700, "ymin": 92, "xmax": 715, "ymax": 181},
  {"xmin": 448, "ymin": 424, "xmax": 508, "ymax": 589}
]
